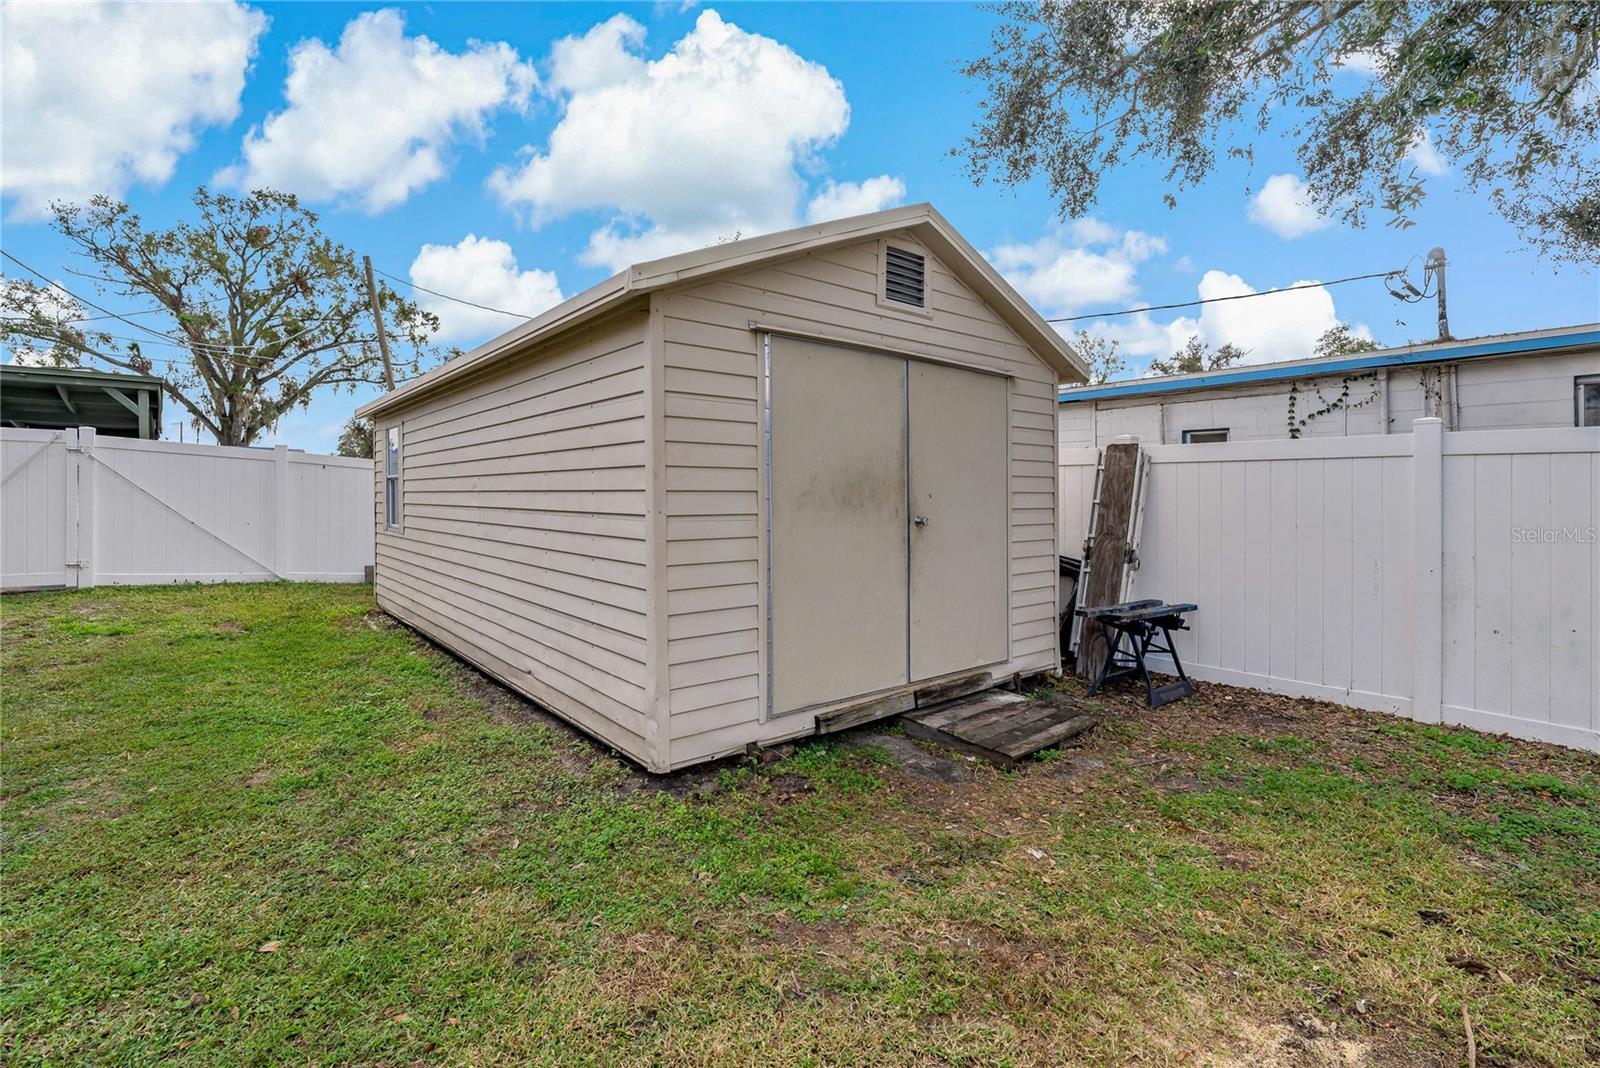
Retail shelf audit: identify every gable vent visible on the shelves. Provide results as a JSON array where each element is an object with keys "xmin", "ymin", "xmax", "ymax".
[{"xmin": 883, "ymin": 245, "xmax": 926, "ymax": 308}]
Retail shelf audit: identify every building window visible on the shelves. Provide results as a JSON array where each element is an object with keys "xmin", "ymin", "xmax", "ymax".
[
  {"xmin": 1577, "ymin": 375, "xmax": 1600, "ymax": 427},
  {"xmin": 384, "ymin": 426, "xmax": 401, "ymax": 530},
  {"xmin": 1182, "ymin": 428, "xmax": 1229, "ymax": 444}
]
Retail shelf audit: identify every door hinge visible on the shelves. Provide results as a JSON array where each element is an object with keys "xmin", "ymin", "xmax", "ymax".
[
  {"xmin": 66, "ymin": 560, "xmax": 88, "ymax": 568},
  {"xmin": 65, "ymin": 443, "xmax": 87, "ymax": 454}
]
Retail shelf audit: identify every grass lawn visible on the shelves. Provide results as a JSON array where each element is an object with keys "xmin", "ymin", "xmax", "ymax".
[{"xmin": 3, "ymin": 583, "xmax": 1598, "ymax": 1066}]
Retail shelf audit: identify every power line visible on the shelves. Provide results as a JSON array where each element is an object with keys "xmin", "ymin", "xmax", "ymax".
[
  {"xmin": 1043, "ymin": 269, "xmax": 1398, "ymax": 323},
  {"xmin": 1, "ymin": 317, "xmax": 345, "ymax": 354},
  {"xmin": 0, "ymin": 249, "xmax": 347, "ymax": 355},
  {"xmin": 380, "ymin": 255, "xmax": 1399, "ymax": 330},
  {"xmin": 371, "ymin": 264, "xmax": 534, "ymax": 320}
]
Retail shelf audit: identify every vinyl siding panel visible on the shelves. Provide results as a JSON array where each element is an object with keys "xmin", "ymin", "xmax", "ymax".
[
  {"xmin": 657, "ymin": 232, "xmax": 1060, "ymax": 766},
  {"xmin": 373, "ymin": 311, "xmax": 652, "ymax": 759},
  {"xmin": 1060, "ymin": 348, "xmax": 1600, "ymax": 447}
]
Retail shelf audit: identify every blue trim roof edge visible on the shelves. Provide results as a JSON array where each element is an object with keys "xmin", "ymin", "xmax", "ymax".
[{"xmin": 1059, "ymin": 326, "xmax": 1600, "ymax": 404}]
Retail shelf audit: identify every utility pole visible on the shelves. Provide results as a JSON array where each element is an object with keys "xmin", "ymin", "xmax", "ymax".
[
  {"xmin": 1425, "ymin": 246, "xmax": 1450, "ymax": 341},
  {"xmin": 363, "ymin": 255, "xmax": 393, "ymax": 390}
]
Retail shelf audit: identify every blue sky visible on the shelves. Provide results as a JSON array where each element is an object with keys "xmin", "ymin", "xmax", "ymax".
[{"xmin": 4, "ymin": 1, "xmax": 1596, "ymax": 452}]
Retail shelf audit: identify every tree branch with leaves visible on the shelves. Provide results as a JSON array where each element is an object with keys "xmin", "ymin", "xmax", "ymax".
[
  {"xmin": 1, "ymin": 188, "xmax": 439, "ymax": 446},
  {"xmin": 959, "ymin": 1, "xmax": 1600, "ymax": 260}
]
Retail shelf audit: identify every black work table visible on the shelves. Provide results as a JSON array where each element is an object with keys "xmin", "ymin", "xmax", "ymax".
[{"xmin": 1080, "ymin": 599, "xmax": 1199, "ymax": 707}]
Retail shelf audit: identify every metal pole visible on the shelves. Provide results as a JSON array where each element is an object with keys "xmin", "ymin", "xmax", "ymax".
[
  {"xmin": 1427, "ymin": 246, "xmax": 1450, "ymax": 341},
  {"xmin": 363, "ymin": 255, "xmax": 396, "ymax": 390}
]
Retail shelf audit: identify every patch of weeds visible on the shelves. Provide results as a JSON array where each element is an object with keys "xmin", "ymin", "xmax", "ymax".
[
  {"xmin": 780, "ymin": 740, "xmax": 884, "ymax": 791},
  {"xmin": 1245, "ymin": 735, "xmax": 1315, "ymax": 755},
  {"xmin": 1394, "ymin": 721, "xmax": 1513, "ymax": 758},
  {"xmin": 1504, "ymin": 772, "xmax": 1593, "ymax": 801},
  {"xmin": 1459, "ymin": 800, "xmax": 1600, "ymax": 874},
  {"xmin": 1443, "ymin": 769, "xmax": 1490, "ymax": 793},
  {"xmin": 51, "ymin": 618, "xmax": 136, "ymax": 637}
]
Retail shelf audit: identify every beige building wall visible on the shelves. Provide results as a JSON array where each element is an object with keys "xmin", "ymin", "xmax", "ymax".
[
  {"xmin": 371, "ymin": 311, "xmax": 654, "ymax": 759},
  {"xmin": 655, "ymin": 230, "xmax": 1060, "ymax": 767},
  {"xmin": 1060, "ymin": 349, "xmax": 1600, "ymax": 449}
]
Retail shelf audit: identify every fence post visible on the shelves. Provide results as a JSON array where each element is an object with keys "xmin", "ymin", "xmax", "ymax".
[
  {"xmin": 1411, "ymin": 418, "xmax": 1444, "ymax": 723},
  {"xmin": 75, "ymin": 427, "xmax": 96, "ymax": 588},
  {"xmin": 274, "ymin": 444, "xmax": 291, "ymax": 581}
]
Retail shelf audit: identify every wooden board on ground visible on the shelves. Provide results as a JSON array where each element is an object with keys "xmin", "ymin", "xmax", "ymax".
[
  {"xmin": 903, "ymin": 691, "xmax": 1097, "ymax": 768},
  {"xmin": 1076, "ymin": 440, "xmax": 1144, "ymax": 681},
  {"xmin": 814, "ymin": 671, "xmax": 994, "ymax": 735}
]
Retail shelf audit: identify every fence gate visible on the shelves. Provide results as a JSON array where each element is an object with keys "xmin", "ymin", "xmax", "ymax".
[
  {"xmin": 0, "ymin": 428, "xmax": 78, "ymax": 590},
  {"xmin": 1, "ymin": 427, "xmax": 375, "ymax": 592}
]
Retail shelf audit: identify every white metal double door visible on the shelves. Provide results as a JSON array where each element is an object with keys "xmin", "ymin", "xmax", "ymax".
[{"xmin": 767, "ymin": 336, "xmax": 1008, "ymax": 716}]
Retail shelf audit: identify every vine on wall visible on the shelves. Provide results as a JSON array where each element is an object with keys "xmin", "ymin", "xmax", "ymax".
[{"xmin": 1287, "ymin": 371, "xmax": 1381, "ymax": 438}]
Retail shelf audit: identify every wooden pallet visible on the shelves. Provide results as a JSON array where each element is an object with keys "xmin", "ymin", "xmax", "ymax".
[{"xmin": 903, "ymin": 691, "xmax": 1098, "ymax": 768}]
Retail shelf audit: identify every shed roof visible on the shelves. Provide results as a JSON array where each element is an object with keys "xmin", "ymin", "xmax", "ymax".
[
  {"xmin": 1059, "ymin": 322, "xmax": 1600, "ymax": 405},
  {"xmin": 0, "ymin": 364, "xmax": 164, "ymax": 438},
  {"xmin": 360, "ymin": 204, "xmax": 1086, "ymax": 419}
]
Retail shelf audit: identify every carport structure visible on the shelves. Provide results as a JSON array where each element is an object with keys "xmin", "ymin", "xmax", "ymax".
[{"xmin": 0, "ymin": 365, "xmax": 162, "ymax": 439}]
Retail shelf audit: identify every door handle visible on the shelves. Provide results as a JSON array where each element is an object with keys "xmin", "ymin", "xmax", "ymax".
[{"xmin": 913, "ymin": 514, "xmax": 929, "ymax": 527}]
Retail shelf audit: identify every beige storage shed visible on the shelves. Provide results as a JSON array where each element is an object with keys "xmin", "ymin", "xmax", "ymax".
[{"xmin": 358, "ymin": 204, "xmax": 1087, "ymax": 771}]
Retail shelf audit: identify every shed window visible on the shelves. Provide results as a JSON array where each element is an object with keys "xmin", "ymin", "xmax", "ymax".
[
  {"xmin": 384, "ymin": 426, "xmax": 401, "ymax": 529},
  {"xmin": 883, "ymin": 245, "xmax": 926, "ymax": 308},
  {"xmin": 1182, "ymin": 428, "xmax": 1229, "ymax": 444},
  {"xmin": 1577, "ymin": 375, "xmax": 1600, "ymax": 427}
]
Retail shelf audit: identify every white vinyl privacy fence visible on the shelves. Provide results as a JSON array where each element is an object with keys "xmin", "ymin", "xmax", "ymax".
[
  {"xmin": 1061, "ymin": 419, "xmax": 1599, "ymax": 752},
  {"xmin": 2, "ymin": 427, "xmax": 374, "ymax": 591}
]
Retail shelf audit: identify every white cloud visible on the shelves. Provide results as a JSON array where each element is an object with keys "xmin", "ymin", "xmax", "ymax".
[
  {"xmin": 988, "ymin": 219, "xmax": 1168, "ymax": 317},
  {"xmin": 222, "ymin": 9, "xmax": 535, "ymax": 213},
  {"xmin": 490, "ymin": 9, "xmax": 851, "ymax": 272},
  {"xmin": 1404, "ymin": 129, "xmax": 1450, "ymax": 176},
  {"xmin": 1247, "ymin": 173, "xmax": 1331, "ymax": 239},
  {"xmin": 805, "ymin": 175, "xmax": 906, "ymax": 223},
  {"xmin": 1335, "ymin": 49, "xmax": 1381, "ymax": 75},
  {"xmin": 1062, "ymin": 217, "xmax": 1120, "ymax": 245},
  {"xmin": 1167, "ymin": 271, "xmax": 1365, "ymax": 364},
  {"xmin": 1070, "ymin": 271, "xmax": 1369, "ymax": 369},
  {"xmin": 408, "ymin": 235, "xmax": 563, "ymax": 344},
  {"xmin": 1, "ymin": 0, "xmax": 266, "ymax": 220},
  {"xmin": 546, "ymin": 14, "xmax": 647, "ymax": 95}
]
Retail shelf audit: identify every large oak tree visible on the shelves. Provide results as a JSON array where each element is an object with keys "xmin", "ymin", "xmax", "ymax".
[{"xmin": 1, "ymin": 189, "xmax": 438, "ymax": 446}]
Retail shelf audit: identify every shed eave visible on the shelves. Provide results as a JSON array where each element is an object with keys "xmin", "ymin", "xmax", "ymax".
[{"xmin": 357, "ymin": 270, "xmax": 634, "ymax": 419}]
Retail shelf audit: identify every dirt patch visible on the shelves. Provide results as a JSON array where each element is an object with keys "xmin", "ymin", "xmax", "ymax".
[
  {"xmin": 1059, "ymin": 674, "xmax": 1599, "ymax": 796},
  {"xmin": 759, "ymin": 916, "xmax": 867, "ymax": 959},
  {"xmin": 595, "ymin": 929, "xmax": 696, "ymax": 1004},
  {"xmin": 855, "ymin": 732, "xmax": 975, "ymax": 783},
  {"xmin": 383, "ymin": 731, "xmax": 440, "ymax": 756},
  {"xmin": 1151, "ymin": 768, "xmax": 1213, "ymax": 795},
  {"xmin": 343, "ymin": 611, "xmax": 401, "ymax": 635},
  {"xmin": 242, "ymin": 768, "xmax": 278, "ymax": 787},
  {"xmin": 1207, "ymin": 1012, "xmax": 1373, "ymax": 1067}
]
